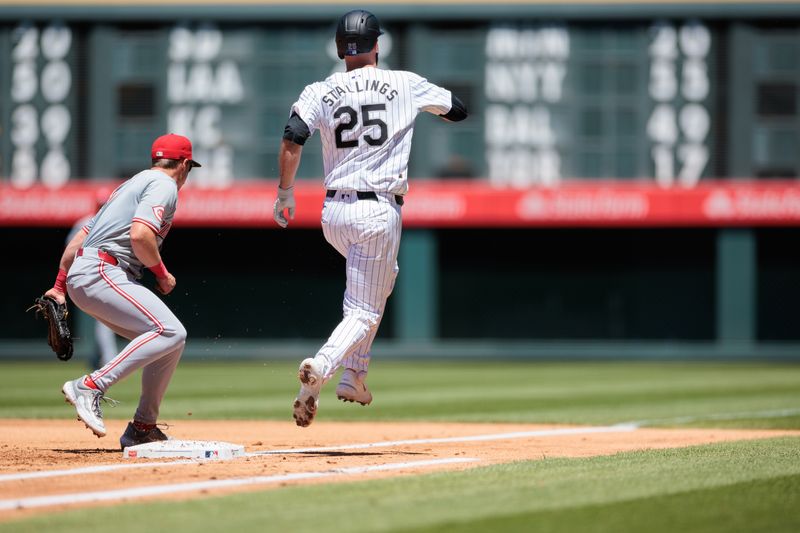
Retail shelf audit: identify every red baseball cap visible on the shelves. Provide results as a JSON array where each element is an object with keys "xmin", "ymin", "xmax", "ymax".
[{"xmin": 151, "ymin": 133, "xmax": 201, "ymax": 167}]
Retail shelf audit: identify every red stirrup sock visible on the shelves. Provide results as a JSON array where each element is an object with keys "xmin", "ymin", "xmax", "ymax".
[{"xmin": 83, "ymin": 376, "xmax": 99, "ymax": 390}]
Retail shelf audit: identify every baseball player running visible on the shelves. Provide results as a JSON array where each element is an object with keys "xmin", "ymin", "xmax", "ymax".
[
  {"xmin": 273, "ymin": 9, "xmax": 468, "ymax": 427},
  {"xmin": 44, "ymin": 134, "xmax": 199, "ymax": 449}
]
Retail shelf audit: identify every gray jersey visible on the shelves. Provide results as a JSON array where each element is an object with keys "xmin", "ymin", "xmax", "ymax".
[
  {"xmin": 67, "ymin": 214, "xmax": 93, "ymax": 244},
  {"xmin": 82, "ymin": 169, "xmax": 178, "ymax": 278},
  {"xmin": 292, "ymin": 68, "xmax": 452, "ymax": 195}
]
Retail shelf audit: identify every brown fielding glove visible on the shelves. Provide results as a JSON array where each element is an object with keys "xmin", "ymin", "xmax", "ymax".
[{"xmin": 28, "ymin": 296, "xmax": 73, "ymax": 361}]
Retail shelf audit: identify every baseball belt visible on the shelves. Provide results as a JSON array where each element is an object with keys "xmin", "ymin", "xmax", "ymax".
[
  {"xmin": 326, "ymin": 189, "xmax": 404, "ymax": 206},
  {"xmin": 77, "ymin": 247, "xmax": 119, "ymax": 266}
]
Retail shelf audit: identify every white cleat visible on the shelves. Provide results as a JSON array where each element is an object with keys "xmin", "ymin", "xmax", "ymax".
[
  {"xmin": 293, "ymin": 358, "xmax": 325, "ymax": 427},
  {"xmin": 62, "ymin": 377, "xmax": 107, "ymax": 438},
  {"xmin": 336, "ymin": 369, "xmax": 373, "ymax": 406}
]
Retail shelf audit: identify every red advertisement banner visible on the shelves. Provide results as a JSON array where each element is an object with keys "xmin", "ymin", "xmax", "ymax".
[{"xmin": 2, "ymin": 180, "xmax": 800, "ymax": 228}]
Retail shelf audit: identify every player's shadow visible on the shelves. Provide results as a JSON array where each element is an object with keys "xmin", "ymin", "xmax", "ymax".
[
  {"xmin": 296, "ymin": 450, "xmax": 425, "ymax": 457},
  {"xmin": 50, "ymin": 448, "xmax": 120, "ymax": 455}
]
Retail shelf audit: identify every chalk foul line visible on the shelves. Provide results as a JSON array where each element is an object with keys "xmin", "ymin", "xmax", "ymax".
[
  {"xmin": 0, "ymin": 457, "xmax": 478, "ymax": 511},
  {"xmin": 251, "ymin": 425, "xmax": 638, "ymax": 455},
  {"xmin": 0, "ymin": 460, "xmax": 199, "ymax": 483}
]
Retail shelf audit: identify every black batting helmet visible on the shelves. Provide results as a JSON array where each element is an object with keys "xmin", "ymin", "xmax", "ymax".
[{"xmin": 335, "ymin": 9, "xmax": 383, "ymax": 59}]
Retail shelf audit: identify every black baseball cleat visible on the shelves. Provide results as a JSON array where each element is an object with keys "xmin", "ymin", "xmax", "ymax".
[{"xmin": 119, "ymin": 421, "xmax": 170, "ymax": 450}]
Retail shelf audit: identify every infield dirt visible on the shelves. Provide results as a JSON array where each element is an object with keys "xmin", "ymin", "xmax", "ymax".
[{"xmin": 1, "ymin": 419, "xmax": 798, "ymax": 522}]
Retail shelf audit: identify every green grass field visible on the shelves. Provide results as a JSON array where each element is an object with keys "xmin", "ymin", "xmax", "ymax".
[{"xmin": 1, "ymin": 360, "xmax": 799, "ymax": 532}]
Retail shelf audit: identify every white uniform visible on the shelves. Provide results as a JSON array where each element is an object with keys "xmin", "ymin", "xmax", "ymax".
[
  {"xmin": 67, "ymin": 170, "xmax": 186, "ymax": 425},
  {"xmin": 291, "ymin": 67, "xmax": 452, "ymax": 378},
  {"xmin": 294, "ymin": 68, "xmax": 452, "ymax": 195}
]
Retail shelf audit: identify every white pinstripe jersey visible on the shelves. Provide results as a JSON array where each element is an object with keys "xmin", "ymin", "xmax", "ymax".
[
  {"xmin": 291, "ymin": 67, "xmax": 452, "ymax": 195},
  {"xmin": 82, "ymin": 170, "xmax": 178, "ymax": 277}
]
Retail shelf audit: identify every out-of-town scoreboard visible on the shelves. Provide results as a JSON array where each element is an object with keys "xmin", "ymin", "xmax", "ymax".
[{"xmin": 1, "ymin": 2, "xmax": 799, "ymax": 224}]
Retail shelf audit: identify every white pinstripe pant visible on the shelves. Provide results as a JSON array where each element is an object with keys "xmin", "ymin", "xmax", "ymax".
[{"xmin": 314, "ymin": 191, "xmax": 402, "ymax": 381}]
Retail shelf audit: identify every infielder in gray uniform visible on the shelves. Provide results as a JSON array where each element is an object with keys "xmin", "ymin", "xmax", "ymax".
[
  {"xmin": 274, "ymin": 9, "xmax": 468, "ymax": 427},
  {"xmin": 44, "ymin": 134, "xmax": 200, "ymax": 449}
]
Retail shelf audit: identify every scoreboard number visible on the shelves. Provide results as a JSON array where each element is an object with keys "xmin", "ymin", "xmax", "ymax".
[{"xmin": 648, "ymin": 21, "xmax": 711, "ymax": 188}]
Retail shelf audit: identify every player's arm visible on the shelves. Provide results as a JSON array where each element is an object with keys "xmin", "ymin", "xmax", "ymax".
[
  {"xmin": 60, "ymin": 229, "xmax": 87, "ymax": 274},
  {"xmin": 279, "ymin": 113, "xmax": 308, "ymax": 188},
  {"xmin": 411, "ymin": 73, "xmax": 468, "ymax": 122},
  {"xmin": 131, "ymin": 221, "xmax": 175, "ymax": 295},
  {"xmin": 274, "ymin": 113, "xmax": 310, "ymax": 228},
  {"xmin": 440, "ymin": 94, "xmax": 468, "ymax": 122},
  {"xmin": 280, "ymin": 113, "xmax": 310, "ymax": 188},
  {"xmin": 44, "ymin": 230, "xmax": 88, "ymax": 304}
]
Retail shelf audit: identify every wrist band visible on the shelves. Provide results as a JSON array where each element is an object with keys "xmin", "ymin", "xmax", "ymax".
[
  {"xmin": 148, "ymin": 262, "xmax": 169, "ymax": 279},
  {"xmin": 53, "ymin": 269, "xmax": 67, "ymax": 293}
]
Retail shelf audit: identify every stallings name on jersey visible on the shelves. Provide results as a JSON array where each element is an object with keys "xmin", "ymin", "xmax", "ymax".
[{"xmin": 322, "ymin": 80, "xmax": 399, "ymax": 107}]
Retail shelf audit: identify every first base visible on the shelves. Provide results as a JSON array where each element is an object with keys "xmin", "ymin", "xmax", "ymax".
[{"xmin": 123, "ymin": 440, "xmax": 245, "ymax": 460}]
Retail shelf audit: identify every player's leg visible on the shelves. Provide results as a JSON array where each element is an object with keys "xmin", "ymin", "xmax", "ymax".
[
  {"xmin": 118, "ymin": 338, "xmax": 184, "ymax": 449},
  {"xmin": 134, "ymin": 338, "xmax": 184, "ymax": 425},
  {"xmin": 293, "ymin": 197, "xmax": 400, "ymax": 426},
  {"xmin": 307, "ymin": 194, "xmax": 359, "ymax": 380},
  {"xmin": 340, "ymin": 260, "xmax": 398, "ymax": 373},
  {"xmin": 315, "ymin": 201, "xmax": 400, "ymax": 379},
  {"xmin": 335, "ymin": 310, "xmax": 385, "ymax": 405},
  {"xmin": 74, "ymin": 264, "xmax": 186, "ymax": 391},
  {"xmin": 65, "ymin": 261, "xmax": 186, "ymax": 436},
  {"xmin": 336, "ymin": 217, "xmax": 400, "ymax": 404},
  {"xmin": 341, "ymin": 320, "xmax": 380, "ymax": 373},
  {"xmin": 291, "ymin": 198, "xmax": 349, "ymax": 427},
  {"xmin": 338, "ymin": 196, "xmax": 402, "ymax": 370},
  {"xmin": 94, "ymin": 320, "xmax": 118, "ymax": 368},
  {"xmin": 63, "ymin": 259, "xmax": 128, "ymax": 436}
]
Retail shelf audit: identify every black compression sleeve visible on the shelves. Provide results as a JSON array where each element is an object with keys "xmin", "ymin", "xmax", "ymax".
[
  {"xmin": 283, "ymin": 112, "xmax": 311, "ymax": 145},
  {"xmin": 441, "ymin": 94, "xmax": 468, "ymax": 122}
]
